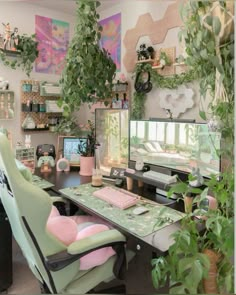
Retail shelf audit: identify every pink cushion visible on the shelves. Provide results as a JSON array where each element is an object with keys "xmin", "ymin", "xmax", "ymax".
[
  {"xmin": 47, "ymin": 208, "xmax": 116, "ymax": 270},
  {"xmin": 47, "ymin": 216, "xmax": 78, "ymax": 246},
  {"xmin": 76, "ymin": 224, "xmax": 115, "ymax": 270},
  {"xmin": 69, "ymin": 215, "xmax": 110, "ymax": 227},
  {"xmin": 49, "ymin": 205, "xmax": 60, "ymax": 218}
]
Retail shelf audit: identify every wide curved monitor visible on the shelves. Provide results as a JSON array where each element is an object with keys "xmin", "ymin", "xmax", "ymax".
[{"xmin": 129, "ymin": 120, "xmax": 221, "ymax": 179}]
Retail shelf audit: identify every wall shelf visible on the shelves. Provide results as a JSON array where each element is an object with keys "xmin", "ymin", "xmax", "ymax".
[
  {"xmin": 173, "ymin": 62, "xmax": 186, "ymax": 66},
  {"xmin": 151, "ymin": 65, "xmax": 163, "ymax": 69},
  {"xmin": 0, "ymin": 48, "xmax": 21, "ymax": 56},
  {"xmin": 22, "ymin": 127, "xmax": 50, "ymax": 132},
  {"xmin": 20, "ymin": 80, "xmax": 61, "ymax": 131},
  {"xmin": 136, "ymin": 59, "xmax": 154, "ymax": 65}
]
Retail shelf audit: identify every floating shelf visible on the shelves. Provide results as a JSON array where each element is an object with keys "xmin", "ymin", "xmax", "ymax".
[
  {"xmin": 0, "ymin": 48, "xmax": 21, "ymax": 56},
  {"xmin": 22, "ymin": 127, "xmax": 50, "ymax": 132},
  {"xmin": 136, "ymin": 59, "xmax": 154, "ymax": 64},
  {"xmin": 152, "ymin": 65, "xmax": 163, "ymax": 69},
  {"xmin": 173, "ymin": 62, "xmax": 186, "ymax": 66}
]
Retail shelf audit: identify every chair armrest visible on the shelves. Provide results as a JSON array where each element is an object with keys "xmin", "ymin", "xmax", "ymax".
[
  {"xmin": 45, "ymin": 229, "xmax": 126, "ymax": 272},
  {"xmin": 67, "ymin": 229, "xmax": 126, "ymax": 255},
  {"xmin": 50, "ymin": 196, "xmax": 67, "ymax": 204}
]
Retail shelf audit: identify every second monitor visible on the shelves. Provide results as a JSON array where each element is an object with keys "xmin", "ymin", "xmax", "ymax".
[{"xmin": 63, "ymin": 137, "xmax": 87, "ymax": 166}]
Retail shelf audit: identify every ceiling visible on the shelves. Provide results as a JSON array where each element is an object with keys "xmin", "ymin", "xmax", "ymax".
[{"xmin": 3, "ymin": 0, "xmax": 119, "ymax": 15}]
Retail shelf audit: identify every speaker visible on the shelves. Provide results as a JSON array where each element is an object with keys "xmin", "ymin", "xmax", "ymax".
[{"xmin": 57, "ymin": 158, "xmax": 70, "ymax": 172}]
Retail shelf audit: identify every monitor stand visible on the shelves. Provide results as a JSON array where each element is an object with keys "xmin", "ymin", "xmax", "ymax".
[{"xmin": 155, "ymin": 187, "xmax": 178, "ymax": 200}]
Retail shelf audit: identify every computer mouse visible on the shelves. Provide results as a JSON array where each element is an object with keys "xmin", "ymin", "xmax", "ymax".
[{"xmin": 132, "ymin": 206, "xmax": 149, "ymax": 215}]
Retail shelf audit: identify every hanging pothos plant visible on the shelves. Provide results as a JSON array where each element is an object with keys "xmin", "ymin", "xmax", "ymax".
[
  {"xmin": 0, "ymin": 34, "xmax": 38, "ymax": 77},
  {"xmin": 58, "ymin": 0, "xmax": 116, "ymax": 117}
]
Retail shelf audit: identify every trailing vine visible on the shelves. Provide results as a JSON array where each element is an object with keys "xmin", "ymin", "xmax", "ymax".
[
  {"xmin": 58, "ymin": 0, "xmax": 116, "ymax": 116},
  {"xmin": 131, "ymin": 0, "xmax": 234, "ymax": 160},
  {"xmin": 131, "ymin": 63, "xmax": 196, "ymax": 119}
]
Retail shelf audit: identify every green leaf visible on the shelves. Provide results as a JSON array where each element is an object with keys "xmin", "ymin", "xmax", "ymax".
[
  {"xmin": 170, "ymin": 284, "xmax": 187, "ymax": 294},
  {"xmin": 212, "ymin": 16, "xmax": 221, "ymax": 36},
  {"xmin": 205, "ymin": 15, "xmax": 213, "ymax": 26},
  {"xmin": 208, "ymin": 56, "xmax": 224, "ymax": 74}
]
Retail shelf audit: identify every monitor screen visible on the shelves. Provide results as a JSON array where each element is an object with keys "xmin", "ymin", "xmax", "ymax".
[
  {"xmin": 95, "ymin": 109, "xmax": 129, "ymax": 176},
  {"xmin": 129, "ymin": 120, "xmax": 221, "ymax": 178},
  {"xmin": 63, "ymin": 137, "xmax": 87, "ymax": 165}
]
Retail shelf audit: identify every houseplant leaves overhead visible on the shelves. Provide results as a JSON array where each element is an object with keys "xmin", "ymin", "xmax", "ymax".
[{"xmin": 58, "ymin": 0, "xmax": 116, "ymax": 116}]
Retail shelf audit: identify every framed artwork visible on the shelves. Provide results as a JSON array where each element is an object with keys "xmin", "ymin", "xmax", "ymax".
[
  {"xmin": 0, "ymin": 91, "xmax": 14, "ymax": 120},
  {"xmin": 35, "ymin": 15, "xmax": 69, "ymax": 75},
  {"xmin": 99, "ymin": 13, "xmax": 121, "ymax": 72}
]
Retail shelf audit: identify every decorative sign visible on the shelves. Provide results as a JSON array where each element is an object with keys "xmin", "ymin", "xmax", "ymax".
[
  {"xmin": 99, "ymin": 13, "xmax": 121, "ymax": 72},
  {"xmin": 35, "ymin": 15, "xmax": 69, "ymax": 75},
  {"xmin": 110, "ymin": 167, "xmax": 126, "ymax": 179},
  {"xmin": 0, "ymin": 91, "xmax": 14, "ymax": 120}
]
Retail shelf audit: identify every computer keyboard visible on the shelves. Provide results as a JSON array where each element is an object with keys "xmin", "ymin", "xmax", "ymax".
[
  {"xmin": 143, "ymin": 170, "xmax": 177, "ymax": 184},
  {"xmin": 93, "ymin": 186, "xmax": 139, "ymax": 209}
]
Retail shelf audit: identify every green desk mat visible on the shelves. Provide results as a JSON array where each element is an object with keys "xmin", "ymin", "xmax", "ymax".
[
  {"xmin": 60, "ymin": 183, "xmax": 185, "ymax": 238},
  {"xmin": 32, "ymin": 175, "xmax": 54, "ymax": 190}
]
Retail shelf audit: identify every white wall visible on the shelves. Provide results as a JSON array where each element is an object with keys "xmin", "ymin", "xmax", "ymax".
[
  {"xmin": 0, "ymin": 0, "xmax": 211, "ymax": 151},
  {"xmin": 0, "ymin": 2, "xmax": 76, "ymax": 149},
  {"xmin": 96, "ymin": 0, "xmax": 210, "ymax": 122}
]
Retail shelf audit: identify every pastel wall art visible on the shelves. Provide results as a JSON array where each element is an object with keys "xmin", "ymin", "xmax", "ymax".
[
  {"xmin": 99, "ymin": 13, "xmax": 121, "ymax": 72},
  {"xmin": 35, "ymin": 15, "xmax": 69, "ymax": 75}
]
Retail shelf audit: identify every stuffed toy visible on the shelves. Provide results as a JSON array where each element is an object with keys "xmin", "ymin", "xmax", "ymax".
[{"xmin": 46, "ymin": 206, "xmax": 115, "ymax": 270}]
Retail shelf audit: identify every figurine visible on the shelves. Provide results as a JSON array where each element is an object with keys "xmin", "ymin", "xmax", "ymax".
[
  {"xmin": 0, "ymin": 77, "xmax": 9, "ymax": 90},
  {"xmin": 25, "ymin": 135, "xmax": 31, "ymax": 148},
  {"xmin": 122, "ymin": 93, "xmax": 129, "ymax": 109},
  {"xmin": 135, "ymin": 157, "xmax": 144, "ymax": 171},
  {"xmin": 2, "ymin": 23, "xmax": 11, "ymax": 50},
  {"xmin": 189, "ymin": 167, "xmax": 204, "ymax": 187},
  {"xmin": 112, "ymin": 93, "xmax": 122, "ymax": 109},
  {"xmin": 10, "ymin": 27, "xmax": 19, "ymax": 50}
]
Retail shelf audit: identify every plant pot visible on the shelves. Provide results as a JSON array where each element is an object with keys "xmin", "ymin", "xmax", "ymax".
[
  {"xmin": 79, "ymin": 156, "xmax": 94, "ymax": 176},
  {"xmin": 203, "ymin": 249, "xmax": 221, "ymax": 294},
  {"xmin": 184, "ymin": 195, "xmax": 193, "ymax": 213}
]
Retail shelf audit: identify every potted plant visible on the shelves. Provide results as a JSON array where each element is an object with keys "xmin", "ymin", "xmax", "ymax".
[
  {"xmin": 0, "ymin": 32, "xmax": 38, "ymax": 77},
  {"xmin": 58, "ymin": 0, "xmax": 116, "ymax": 116},
  {"xmin": 152, "ymin": 172, "xmax": 234, "ymax": 294},
  {"xmin": 53, "ymin": 116, "xmax": 80, "ymax": 136},
  {"xmin": 152, "ymin": 1, "xmax": 234, "ymax": 293},
  {"xmin": 78, "ymin": 120, "xmax": 98, "ymax": 176}
]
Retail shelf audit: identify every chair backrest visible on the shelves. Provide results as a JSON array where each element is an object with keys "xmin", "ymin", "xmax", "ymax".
[{"xmin": 0, "ymin": 134, "xmax": 78, "ymax": 293}]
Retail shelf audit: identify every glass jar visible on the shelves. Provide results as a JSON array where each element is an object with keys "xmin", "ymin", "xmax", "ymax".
[{"xmin": 92, "ymin": 169, "xmax": 103, "ymax": 187}]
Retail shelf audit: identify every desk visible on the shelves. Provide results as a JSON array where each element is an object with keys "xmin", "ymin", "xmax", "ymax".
[{"xmin": 35, "ymin": 168, "xmax": 183, "ymax": 294}]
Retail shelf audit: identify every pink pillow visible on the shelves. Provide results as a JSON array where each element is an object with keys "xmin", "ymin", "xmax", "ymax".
[
  {"xmin": 47, "ymin": 216, "xmax": 78, "ymax": 246},
  {"xmin": 49, "ymin": 205, "xmax": 60, "ymax": 219},
  {"xmin": 69, "ymin": 215, "xmax": 110, "ymax": 227},
  {"xmin": 76, "ymin": 224, "xmax": 115, "ymax": 270}
]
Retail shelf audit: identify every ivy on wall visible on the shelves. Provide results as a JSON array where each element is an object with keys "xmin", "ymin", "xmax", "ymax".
[{"xmin": 132, "ymin": 63, "xmax": 196, "ymax": 120}]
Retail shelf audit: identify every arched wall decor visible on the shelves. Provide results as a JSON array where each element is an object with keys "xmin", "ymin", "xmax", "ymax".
[
  {"xmin": 159, "ymin": 85, "xmax": 195, "ymax": 118},
  {"xmin": 123, "ymin": 0, "xmax": 183, "ymax": 72}
]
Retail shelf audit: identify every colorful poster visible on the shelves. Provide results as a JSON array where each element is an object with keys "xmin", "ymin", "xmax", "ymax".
[
  {"xmin": 99, "ymin": 13, "xmax": 121, "ymax": 72},
  {"xmin": 35, "ymin": 15, "xmax": 69, "ymax": 75}
]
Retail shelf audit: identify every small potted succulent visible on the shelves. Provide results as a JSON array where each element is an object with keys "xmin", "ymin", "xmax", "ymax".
[{"xmin": 78, "ymin": 120, "xmax": 99, "ymax": 176}]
